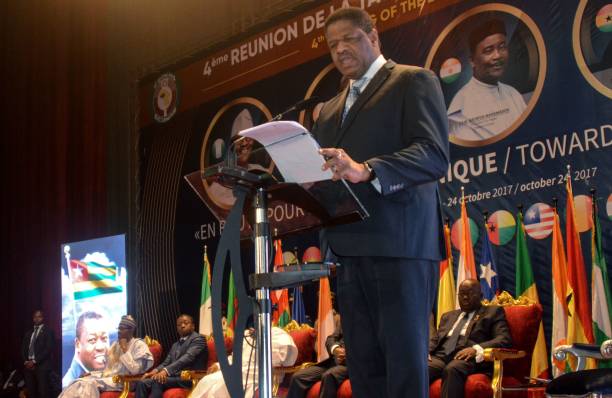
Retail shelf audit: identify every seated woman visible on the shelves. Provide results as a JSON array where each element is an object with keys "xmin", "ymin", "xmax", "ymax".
[{"xmin": 59, "ymin": 315, "xmax": 153, "ymax": 398}]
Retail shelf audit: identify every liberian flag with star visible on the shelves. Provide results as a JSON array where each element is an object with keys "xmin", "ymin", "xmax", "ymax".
[
  {"xmin": 479, "ymin": 223, "xmax": 499, "ymax": 301},
  {"xmin": 524, "ymin": 202, "xmax": 554, "ymax": 239}
]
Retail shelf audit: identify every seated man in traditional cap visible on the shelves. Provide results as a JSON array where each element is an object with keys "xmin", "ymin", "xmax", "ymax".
[
  {"xmin": 134, "ymin": 314, "xmax": 207, "ymax": 398},
  {"xmin": 447, "ymin": 18, "xmax": 527, "ymax": 141},
  {"xmin": 59, "ymin": 315, "xmax": 154, "ymax": 398}
]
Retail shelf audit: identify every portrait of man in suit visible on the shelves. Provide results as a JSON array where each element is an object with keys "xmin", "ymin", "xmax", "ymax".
[
  {"xmin": 428, "ymin": 279, "xmax": 512, "ymax": 398},
  {"xmin": 22, "ymin": 309, "xmax": 55, "ymax": 398},
  {"xmin": 62, "ymin": 310, "xmax": 110, "ymax": 387},
  {"xmin": 134, "ymin": 314, "xmax": 207, "ymax": 398},
  {"xmin": 313, "ymin": 7, "xmax": 449, "ymax": 398}
]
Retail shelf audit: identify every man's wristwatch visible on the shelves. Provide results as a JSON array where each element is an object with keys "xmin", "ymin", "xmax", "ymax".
[{"xmin": 363, "ymin": 161, "xmax": 376, "ymax": 182}]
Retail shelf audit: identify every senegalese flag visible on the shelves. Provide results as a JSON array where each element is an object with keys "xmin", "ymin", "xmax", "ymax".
[
  {"xmin": 271, "ymin": 239, "xmax": 291, "ymax": 327},
  {"xmin": 455, "ymin": 193, "xmax": 477, "ymax": 308},
  {"xmin": 199, "ymin": 246, "xmax": 213, "ymax": 336},
  {"xmin": 595, "ymin": 4, "xmax": 612, "ymax": 33},
  {"xmin": 486, "ymin": 210, "xmax": 516, "ymax": 246},
  {"xmin": 437, "ymin": 220, "xmax": 455, "ymax": 326},
  {"xmin": 566, "ymin": 178, "xmax": 595, "ymax": 369},
  {"xmin": 226, "ymin": 270, "xmax": 238, "ymax": 338},
  {"xmin": 69, "ymin": 260, "xmax": 122, "ymax": 300},
  {"xmin": 591, "ymin": 197, "xmax": 612, "ymax": 368},
  {"xmin": 439, "ymin": 57, "xmax": 462, "ymax": 83},
  {"xmin": 316, "ymin": 276, "xmax": 334, "ymax": 362},
  {"xmin": 551, "ymin": 208, "xmax": 570, "ymax": 376},
  {"xmin": 515, "ymin": 212, "xmax": 549, "ymax": 379}
]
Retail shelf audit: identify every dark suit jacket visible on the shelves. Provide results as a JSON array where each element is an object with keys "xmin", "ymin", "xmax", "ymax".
[
  {"xmin": 157, "ymin": 331, "xmax": 207, "ymax": 376},
  {"xmin": 21, "ymin": 324, "xmax": 54, "ymax": 367},
  {"xmin": 322, "ymin": 326, "xmax": 344, "ymax": 366},
  {"xmin": 429, "ymin": 305, "xmax": 512, "ymax": 355},
  {"xmin": 313, "ymin": 60, "xmax": 449, "ymax": 260}
]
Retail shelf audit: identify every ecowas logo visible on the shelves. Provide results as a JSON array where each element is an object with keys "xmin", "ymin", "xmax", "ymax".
[{"xmin": 152, "ymin": 73, "xmax": 179, "ymax": 123}]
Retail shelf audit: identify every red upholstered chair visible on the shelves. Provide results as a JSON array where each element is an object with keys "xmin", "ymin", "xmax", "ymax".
[{"xmin": 429, "ymin": 292, "xmax": 544, "ymax": 398}]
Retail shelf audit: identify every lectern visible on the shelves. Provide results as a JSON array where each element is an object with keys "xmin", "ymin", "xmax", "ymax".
[{"xmin": 186, "ymin": 162, "xmax": 367, "ymax": 398}]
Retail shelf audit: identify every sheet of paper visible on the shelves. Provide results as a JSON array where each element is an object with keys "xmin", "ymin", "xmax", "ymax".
[{"xmin": 239, "ymin": 121, "xmax": 333, "ymax": 183}]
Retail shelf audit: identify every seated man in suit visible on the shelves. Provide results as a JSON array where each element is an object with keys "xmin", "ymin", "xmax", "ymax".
[
  {"xmin": 286, "ymin": 323, "xmax": 348, "ymax": 398},
  {"xmin": 428, "ymin": 279, "xmax": 511, "ymax": 398},
  {"xmin": 134, "ymin": 314, "xmax": 207, "ymax": 398}
]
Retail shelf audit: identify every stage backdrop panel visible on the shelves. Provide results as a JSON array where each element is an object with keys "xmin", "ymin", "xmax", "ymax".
[{"xmin": 136, "ymin": 0, "xmax": 612, "ymax": 355}]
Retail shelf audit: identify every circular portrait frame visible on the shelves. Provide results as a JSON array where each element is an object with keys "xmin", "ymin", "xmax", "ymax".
[
  {"xmin": 572, "ymin": 0, "xmax": 612, "ymax": 99},
  {"xmin": 425, "ymin": 3, "xmax": 547, "ymax": 147}
]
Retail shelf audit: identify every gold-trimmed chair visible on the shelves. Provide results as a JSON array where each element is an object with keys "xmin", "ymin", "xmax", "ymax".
[
  {"xmin": 429, "ymin": 292, "xmax": 545, "ymax": 398},
  {"xmin": 102, "ymin": 336, "xmax": 163, "ymax": 398}
]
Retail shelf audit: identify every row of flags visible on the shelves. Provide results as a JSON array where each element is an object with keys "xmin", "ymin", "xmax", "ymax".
[
  {"xmin": 197, "ymin": 240, "xmax": 333, "ymax": 363},
  {"xmin": 437, "ymin": 177, "xmax": 612, "ymax": 378}
]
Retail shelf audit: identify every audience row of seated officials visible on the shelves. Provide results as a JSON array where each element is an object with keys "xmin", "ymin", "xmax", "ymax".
[
  {"xmin": 59, "ymin": 315, "xmax": 154, "ymax": 398},
  {"xmin": 56, "ymin": 280, "xmax": 508, "ymax": 398},
  {"xmin": 428, "ymin": 279, "xmax": 512, "ymax": 398}
]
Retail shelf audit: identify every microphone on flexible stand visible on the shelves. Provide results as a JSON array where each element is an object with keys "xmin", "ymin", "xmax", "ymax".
[
  {"xmin": 271, "ymin": 96, "xmax": 320, "ymax": 121},
  {"xmin": 223, "ymin": 97, "xmax": 321, "ymax": 167}
]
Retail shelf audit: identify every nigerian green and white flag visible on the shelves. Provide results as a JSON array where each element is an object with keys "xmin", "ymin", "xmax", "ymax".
[
  {"xmin": 199, "ymin": 246, "xmax": 213, "ymax": 336},
  {"xmin": 591, "ymin": 202, "xmax": 612, "ymax": 368}
]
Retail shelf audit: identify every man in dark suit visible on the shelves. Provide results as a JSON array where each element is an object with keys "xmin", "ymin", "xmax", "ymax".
[
  {"xmin": 134, "ymin": 314, "xmax": 207, "ymax": 398},
  {"xmin": 21, "ymin": 309, "xmax": 55, "ymax": 398},
  {"xmin": 286, "ymin": 325, "xmax": 348, "ymax": 398},
  {"xmin": 313, "ymin": 7, "xmax": 449, "ymax": 398},
  {"xmin": 428, "ymin": 279, "xmax": 512, "ymax": 398}
]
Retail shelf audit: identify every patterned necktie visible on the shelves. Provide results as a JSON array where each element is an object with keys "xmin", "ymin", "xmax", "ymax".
[
  {"xmin": 342, "ymin": 77, "xmax": 367, "ymax": 123},
  {"xmin": 443, "ymin": 313, "xmax": 469, "ymax": 356},
  {"xmin": 28, "ymin": 326, "xmax": 40, "ymax": 358}
]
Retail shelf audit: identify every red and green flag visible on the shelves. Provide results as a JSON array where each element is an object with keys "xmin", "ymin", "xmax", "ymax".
[
  {"xmin": 566, "ymin": 178, "xmax": 595, "ymax": 369},
  {"xmin": 271, "ymin": 239, "xmax": 290, "ymax": 327},
  {"xmin": 226, "ymin": 270, "xmax": 238, "ymax": 338}
]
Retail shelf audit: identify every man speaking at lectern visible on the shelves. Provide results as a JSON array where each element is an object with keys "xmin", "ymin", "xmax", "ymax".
[{"xmin": 312, "ymin": 7, "xmax": 449, "ymax": 398}]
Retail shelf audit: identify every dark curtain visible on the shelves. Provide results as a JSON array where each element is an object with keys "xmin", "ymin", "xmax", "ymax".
[{"xmin": 0, "ymin": 0, "xmax": 108, "ymax": 374}]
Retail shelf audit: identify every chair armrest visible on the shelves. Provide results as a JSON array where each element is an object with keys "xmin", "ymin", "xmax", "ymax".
[
  {"xmin": 271, "ymin": 362, "xmax": 317, "ymax": 396},
  {"xmin": 482, "ymin": 348, "xmax": 526, "ymax": 398},
  {"xmin": 552, "ymin": 341, "xmax": 611, "ymax": 371},
  {"xmin": 111, "ymin": 374, "xmax": 145, "ymax": 398},
  {"xmin": 179, "ymin": 369, "xmax": 209, "ymax": 397}
]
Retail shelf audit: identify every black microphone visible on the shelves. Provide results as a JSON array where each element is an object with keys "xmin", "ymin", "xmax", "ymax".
[
  {"xmin": 222, "ymin": 97, "xmax": 321, "ymax": 167},
  {"xmin": 271, "ymin": 96, "xmax": 320, "ymax": 121}
]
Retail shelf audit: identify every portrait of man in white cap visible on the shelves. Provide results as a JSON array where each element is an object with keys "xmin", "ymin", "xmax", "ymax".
[{"xmin": 447, "ymin": 18, "xmax": 527, "ymax": 143}]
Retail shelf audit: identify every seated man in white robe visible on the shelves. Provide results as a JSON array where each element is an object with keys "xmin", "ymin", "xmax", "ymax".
[
  {"xmin": 191, "ymin": 326, "xmax": 298, "ymax": 398},
  {"xmin": 59, "ymin": 315, "xmax": 153, "ymax": 398}
]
